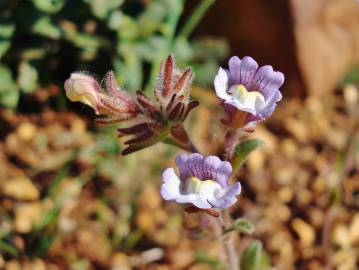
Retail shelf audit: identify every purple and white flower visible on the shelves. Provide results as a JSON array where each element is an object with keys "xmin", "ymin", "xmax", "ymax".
[
  {"xmin": 214, "ymin": 56, "xmax": 284, "ymax": 131},
  {"xmin": 160, "ymin": 153, "xmax": 241, "ymax": 209}
]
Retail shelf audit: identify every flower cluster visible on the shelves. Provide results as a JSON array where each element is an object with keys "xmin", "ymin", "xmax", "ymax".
[
  {"xmin": 214, "ymin": 56, "xmax": 284, "ymax": 131},
  {"xmin": 65, "ymin": 54, "xmax": 284, "ymax": 212},
  {"xmin": 64, "ymin": 55, "xmax": 198, "ymax": 155}
]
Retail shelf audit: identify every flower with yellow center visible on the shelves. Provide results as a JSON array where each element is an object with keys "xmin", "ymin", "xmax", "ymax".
[
  {"xmin": 214, "ymin": 56, "xmax": 284, "ymax": 130},
  {"xmin": 160, "ymin": 153, "xmax": 241, "ymax": 209}
]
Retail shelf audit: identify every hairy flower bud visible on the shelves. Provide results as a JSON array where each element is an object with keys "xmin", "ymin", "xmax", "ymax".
[
  {"xmin": 64, "ymin": 73, "xmax": 103, "ymax": 114},
  {"xmin": 64, "ymin": 55, "xmax": 198, "ymax": 155}
]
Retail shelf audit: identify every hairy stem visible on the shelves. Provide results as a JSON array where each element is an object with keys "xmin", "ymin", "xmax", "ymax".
[
  {"xmin": 220, "ymin": 209, "xmax": 239, "ymax": 270},
  {"xmin": 224, "ymin": 129, "xmax": 239, "ymax": 160}
]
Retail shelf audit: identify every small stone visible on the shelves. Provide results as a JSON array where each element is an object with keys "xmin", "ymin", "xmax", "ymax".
[
  {"xmin": 332, "ymin": 249, "xmax": 357, "ymax": 270},
  {"xmin": 3, "ymin": 176, "xmax": 39, "ymax": 200},
  {"xmin": 23, "ymin": 259, "xmax": 46, "ymax": 270},
  {"xmin": 76, "ymin": 229, "xmax": 112, "ymax": 265},
  {"xmin": 136, "ymin": 210, "xmax": 156, "ymax": 234},
  {"xmin": 292, "ymin": 218, "xmax": 315, "ymax": 247},
  {"xmin": 139, "ymin": 183, "xmax": 161, "ymax": 210},
  {"xmin": 332, "ymin": 224, "xmax": 351, "ymax": 248},
  {"xmin": 297, "ymin": 189, "xmax": 313, "ymax": 205},
  {"xmin": 0, "ymin": 255, "xmax": 4, "ymax": 268},
  {"xmin": 344, "ymin": 84, "xmax": 358, "ymax": 106},
  {"xmin": 282, "ymin": 138, "xmax": 298, "ymax": 159},
  {"xmin": 111, "ymin": 253, "xmax": 131, "ymax": 270},
  {"xmin": 16, "ymin": 122, "xmax": 36, "ymax": 141},
  {"xmin": 247, "ymin": 149, "xmax": 265, "ymax": 171},
  {"xmin": 308, "ymin": 207, "xmax": 325, "ymax": 228},
  {"xmin": 168, "ymin": 242, "xmax": 194, "ymax": 269},
  {"xmin": 312, "ymin": 177, "xmax": 327, "ymax": 193},
  {"xmin": 14, "ymin": 202, "xmax": 43, "ymax": 233},
  {"xmin": 349, "ymin": 214, "xmax": 359, "ymax": 243},
  {"xmin": 5, "ymin": 260, "xmax": 21, "ymax": 270},
  {"xmin": 278, "ymin": 186, "xmax": 294, "ymax": 203}
]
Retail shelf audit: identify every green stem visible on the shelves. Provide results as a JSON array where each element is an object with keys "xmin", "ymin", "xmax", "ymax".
[
  {"xmin": 178, "ymin": 0, "xmax": 216, "ymax": 38},
  {"xmin": 145, "ymin": 0, "xmax": 184, "ymax": 94}
]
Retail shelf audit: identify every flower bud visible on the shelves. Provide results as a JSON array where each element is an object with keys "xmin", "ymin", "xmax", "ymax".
[{"xmin": 64, "ymin": 73, "xmax": 102, "ymax": 114}]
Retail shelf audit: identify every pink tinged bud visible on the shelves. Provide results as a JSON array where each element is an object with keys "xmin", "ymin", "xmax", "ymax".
[
  {"xmin": 162, "ymin": 54, "xmax": 174, "ymax": 97},
  {"xmin": 65, "ymin": 71, "xmax": 140, "ymax": 124},
  {"xmin": 154, "ymin": 55, "xmax": 196, "ymax": 122},
  {"xmin": 104, "ymin": 71, "xmax": 138, "ymax": 109},
  {"xmin": 173, "ymin": 68, "xmax": 193, "ymax": 97},
  {"xmin": 64, "ymin": 73, "xmax": 103, "ymax": 114}
]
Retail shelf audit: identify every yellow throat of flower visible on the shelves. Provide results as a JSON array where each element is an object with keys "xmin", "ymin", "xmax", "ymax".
[
  {"xmin": 187, "ymin": 177, "xmax": 218, "ymax": 194},
  {"xmin": 230, "ymin": 85, "xmax": 265, "ymax": 110}
]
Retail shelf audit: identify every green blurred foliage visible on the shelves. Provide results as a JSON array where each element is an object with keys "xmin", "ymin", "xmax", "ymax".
[
  {"xmin": 232, "ymin": 139, "xmax": 264, "ymax": 173},
  {"xmin": 0, "ymin": 0, "xmax": 228, "ymax": 109},
  {"xmin": 240, "ymin": 240, "xmax": 271, "ymax": 270},
  {"xmin": 341, "ymin": 64, "xmax": 359, "ymax": 85},
  {"xmin": 223, "ymin": 217, "xmax": 254, "ymax": 235}
]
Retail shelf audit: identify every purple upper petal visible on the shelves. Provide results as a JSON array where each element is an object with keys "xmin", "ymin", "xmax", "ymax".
[
  {"xmin": 250, "ymin": 65, "xmax": 284, "ymax": 99},
  {"xmin": 214, "ymin": 161, "xmax": 232, "ymax": 188},
  {"xmin": 225, "ymin": 56, "xmax": 284, "ymax": 101},
  {"xmin": 175, "ymin": 153, "xmax": 232, "ymax": 186},
  {"xmin": 175, "ymin": 153, "xmax": 189, "ymax": 180},
  {"xmin": 228, "ymin": 56, "xmax": 258, "ymax": 89},
  {"xmin": 202, "ymin": 156, "xmax": 222, "ymax": 179}
]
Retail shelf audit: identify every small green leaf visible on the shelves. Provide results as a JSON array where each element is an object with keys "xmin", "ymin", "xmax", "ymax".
[
  {"xmin": 0, "ymin": 41, "xmax": 11, "ymax": 58},
  {"xmin": 32, "ymin": 0, "xmax": 65, "ymax": 13},
  {"xmin": 0, "ymin": 65, "xmax": 19, "ymax": 109},
  {"xmin": 195, "ymin": 249, "xmax": 227, "ymax": 270},
  {"xmin": 137, "ymin": 0, "xmax": 167, "ymax": 37},
  {"xmin": 224, "ymin": 217, "xmax": 254, "ymax": 235},
  {"xmin": 0, "ymin": 23, "xmax": 15, "ymax": 38},
  {"xmin": 107, "ymin": 10, "xmax": 124, "ymax": 30},
  {"xmin": 232, "ymin": 139, "xmax": 264, "ymax": 172},
  {"xmin": 84, "ymin": 0, "xmax": 124, "ymax": 19},
  {"xmin": 0, "ymin": 22, "xmax": 15, "ymax": 58},
  {"xmin": 240, "ymin": 240, "xmax": 271, "ymax": 270},
  {"xmin": 33, "ymin": 16, "xmax": 62, "ymax": 39},
  {"xmin": 340, "ymin": 64, "xmax": 359, "ymax": 85},
  {"xmin": 0, "ymin": 240, "xmax": 18, "ymax": 256},
  {"xmin": 21, "ymin": 48, "xmax": 48, "ymax": 61},
  {"xmin": 173, "ymin": 37, "xmax": 194, "ymax": 62},
  {"xmin": 137, "ymin": 37, "xmax": 165, "ymax": 62},
  {"xmin": 63, "ymin": 29, "xmax": 108, "ymax": 53},
  {"xmin": 113, "ymin": 44, "xmax": 143, "ymax": 90},
  {"xmin": 18, "ymin": 61, "xmax": 38, "ymax": 93},
  {"xmin": 115, "ymin": 15, "xmax": 139, "ymax": 40}
]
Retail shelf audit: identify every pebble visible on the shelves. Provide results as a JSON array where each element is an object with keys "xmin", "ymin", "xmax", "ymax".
[
  {"xmin": 292, "ymin": 218, "xmax": 315, "ymax": 247},
  {"xmin": 2, "ymin": 176, "xmax": 39, "ymax": 200}
]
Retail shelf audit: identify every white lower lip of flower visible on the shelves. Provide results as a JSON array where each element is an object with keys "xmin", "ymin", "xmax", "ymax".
[
  {"xmin": 228, "ymin": 85, "xmax": 265, "ymax": 113},
  {"xmin": 184, "ymin": 177, "xmax": 223, "ymax": 201}
]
